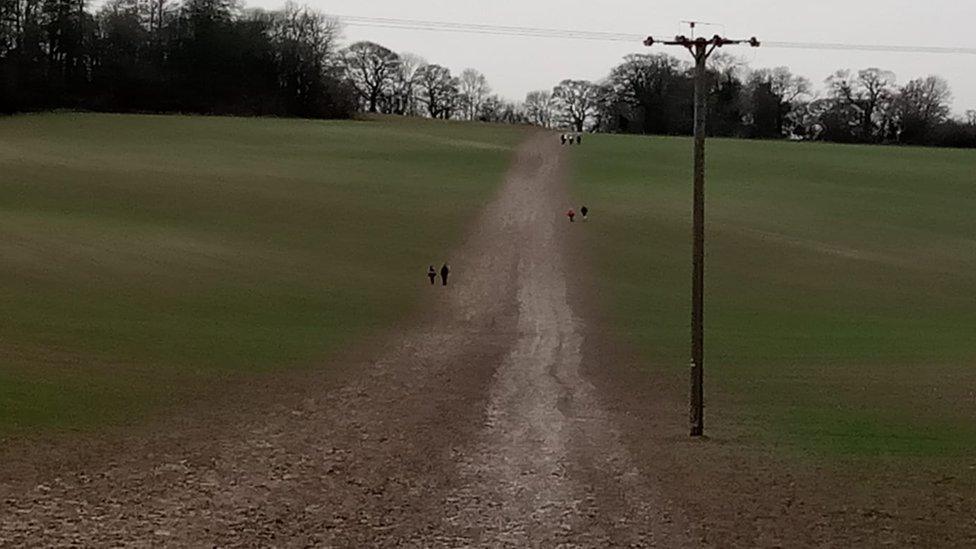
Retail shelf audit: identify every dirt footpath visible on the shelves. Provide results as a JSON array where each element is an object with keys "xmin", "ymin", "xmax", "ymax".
[
  {"xmin": 440, "ymin": 135, "xmax": 687, "ymax": 546},
  {"xmin": 0, "ymin": 134, "xmax": 688, "ymax": 546}
]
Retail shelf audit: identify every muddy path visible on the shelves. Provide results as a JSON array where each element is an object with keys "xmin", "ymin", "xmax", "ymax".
[{"xmin": 0, "ymin": 133, "xmax": 688, "ymax": 546}]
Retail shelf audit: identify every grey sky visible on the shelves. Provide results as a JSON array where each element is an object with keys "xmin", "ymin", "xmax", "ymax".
[{"xmin": 250, "ymin": 0, "xmax": 976, "ymax": 114}]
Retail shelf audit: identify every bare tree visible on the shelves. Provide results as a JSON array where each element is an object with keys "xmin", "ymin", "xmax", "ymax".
[
  {"xmin": 743, "ymin": 66, "xmax": 812, "ymax": 138},
  {"xmin": 480, "ymin": 95, "xmax": 525, "ymax": 124},
  {"xmin": 895, "ymin": 76, "xmax": 952, "ymax": 143},
  {"xmin": 268, "ymin": 4, "xmax": 343, "ymax": 115},
  {"xmin": 458, "ymin": 68, "xmax": 490, "ymax": 120},
  {"xmin": 825, "ymin": 68, "xmax": 896, "ymax": 141},
  {"xmin": 552, "ymin": 79, "xmax": 601, "ymax": 132},
  {"xmin": 415, "ymin": 63, "xmax": 458, "ymax": 119},
  {"xmin": 757, "ymin": 66, "xmax": 812, "ymax": 103},
  {"xmin": 605, "ymin": 53, "xmax": 690, "ymax": 134},
  {"xmin": 826, "ymin": 69, "xmax": 857, "ymax": 104},
  {"xmin": 710, "ymin": 53, "xmax": 747, "ymax": 83},
  {"xmin": 589, "ymin": 82, "xmax": 615, "ymax": 132},
  {"xmin": 824, "ymin": 69, "xmax": 864, "ymax": 140},
  {"xmin": 386, "ymin": 52, "xmax": 423, "ymax": 115},
  {"xmin": 342, "ymin": 41, "xmax": 399, "ymax": 113},
  {"xmin": 524, "ymin": 90, "xmax": 554, "ymax": 128},
  {"xmin": 857, "ymin": 68, "xmax": 897, "ymax": 139}
]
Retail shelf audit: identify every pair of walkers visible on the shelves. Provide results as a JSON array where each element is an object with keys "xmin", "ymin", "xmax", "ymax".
[
  {"xmin": 427, "ymin": 264, "xmax": 451, "ymax": 286},
  {"xmin": 560, "ymin": 133, "xmax": 582, "ymax": 146},
  {"xmin": 566, "ymin": 205, "xmax": 589, "ymax": 223}
]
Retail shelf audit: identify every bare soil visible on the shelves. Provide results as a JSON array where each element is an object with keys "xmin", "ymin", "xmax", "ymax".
[{"xmin": 1, "ymin": 133, "xmax": 974, "ymax": 547}]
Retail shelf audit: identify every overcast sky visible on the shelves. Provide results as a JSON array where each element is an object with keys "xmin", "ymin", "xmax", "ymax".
[{"xmin": 248, "ymin": 0, "xmax": 976, "ymax": 114}]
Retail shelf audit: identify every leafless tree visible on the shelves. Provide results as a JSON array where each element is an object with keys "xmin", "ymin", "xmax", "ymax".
[
  {"xmin": 603, "ymin": 53, "xmax": 691, "ymax": 134},
  {"xmin": 524, "ymin": 90, "xmax": 554, "ymax": 128},
  {"xmin": 458, "ymin": 68, "xmax": 490, "ymax": 121},
  {"xmin": 415, "ymin": 63, "xmax": 458, "ymax": 119},
  {"xmin": 826, "ymin": 69, "xmax": 857, "ymax": 104},
  {"xmin": 480, "ymin": 95, "xmax": 526, "ymax": 124},
  {"xmin": 552, "ymin": 79, "xmax": 601, "ymax": 132},
  {"xmin": 710, "ymin": 53, "xmax": 747, "ymax": 83},
  {"xmin": 342, "ymin": 40, "xmax": 399, "ymax": 113},
  {"xmin": 268, "ymin": 4, "xmax": 343, "ymax": 114},
  {"xmin": 589, "ymin": 82, "xmax": 615, "ymax": 132},
  {"xmin": 742, "ymin": 66, "xmax": 812, "ymax": 137},
  {"xmin": 894, "ymin": 76, "xmax": 952, "ymax": 143},
  {"xmin": 825, "ymin": 68, "xmax": 896, "ymax": 141},
  {"xmin": 753, "ymin": 66, "xmax": 812, "ymax": 104},
  {"xmin": 857, "ymin": 68, "xmax": 897, "ymax": 139},
  {"xmin": 386, "ymin": 52, "xmax": 423, "ymax": 115}
]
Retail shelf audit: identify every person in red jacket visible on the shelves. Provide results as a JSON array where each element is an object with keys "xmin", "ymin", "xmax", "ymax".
[{"xmin": 566, "ymin": 209, "xmax": 576, "ymax": 222}]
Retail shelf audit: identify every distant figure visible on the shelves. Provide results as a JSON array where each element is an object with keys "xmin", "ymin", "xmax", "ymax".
[
  {"xmin": 576, "ymin": 133, "xmax": 582, "ymax": 145},
  {"xmin": 560, "ymin": 134, "xmax": 567, "ymax": 145},
  {"xmin": 580, "ymin": 206, "xmax": 589, "ymax": 221},
  {"xmin": 566, "ymin": 209, "xmax": 576, "ymax": 223},
  {"xmin": 427, "ymin": 265, "xmax": 437, "ymax": 285},
  {"xmin": 440, "ymin": 263, "xmax": 450, "ymax": 286}
]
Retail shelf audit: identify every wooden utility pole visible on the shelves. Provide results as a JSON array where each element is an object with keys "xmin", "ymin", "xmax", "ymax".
[{"xmin": 643, "ymin": 33, "xmax": 760, "ymax": 437}]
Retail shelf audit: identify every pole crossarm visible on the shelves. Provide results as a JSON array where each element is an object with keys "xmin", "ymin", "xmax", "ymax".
[
  {"xmin": 644, "ymin": 34, "xmax": 761, "ymax": 49},
  {"xmin": 645, "ymin": 35, "xmax": 760, "ymax": 59}
]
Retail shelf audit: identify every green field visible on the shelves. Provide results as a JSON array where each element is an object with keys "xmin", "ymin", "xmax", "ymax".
[
  {"xmin": 572, "ymin": 135, "xmax": 976, "ymax": 457},
  {"xmin": 6, "ymin": 114, "xmax": 975, "ymax": 458},
  {"xmin": 0, "ymin": 113, "xmax": 525, "ymax": 433}
]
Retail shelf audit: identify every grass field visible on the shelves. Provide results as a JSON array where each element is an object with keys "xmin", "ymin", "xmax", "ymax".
[
  {"xmin": 571, "ymin": 135, "xmax": 976, "ymax": 457},
  {"xmin": 0, "ymin": 113, "xmax": 525, "ymax": 433},
  {"xmin": 6, "ymin": 114, "xmax": 975, "ymax": 459}
]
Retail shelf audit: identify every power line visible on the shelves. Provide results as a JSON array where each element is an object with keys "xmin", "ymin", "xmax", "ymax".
[
  {"xmin": 335, "ymin": 15, "xmax": 655, "ymax": 42},
  {"xmin": 763, "ymin": 41, "xmax": 976, "ymax": 55},
  {"xmin": 332, "ymin": 14, "xmax": 976, "ymax": 56},
  {"xmin": 341, "ymin": 15, "xmax": 646, "ymax": 39}
]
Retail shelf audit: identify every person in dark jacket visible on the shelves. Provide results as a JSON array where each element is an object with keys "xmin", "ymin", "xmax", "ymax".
[
  {"xmin": 560, "ymin": 134, "xmax": 567, "ymax": 145},
  {"xmin": 427, "ymin": 265, "xmax": 437, "ymax": 285},
  {"xmin": 580, "ymin": 205, "xmax": 589, "ymax": 221},
  {"xmin": 576, "ymin": 133, "xmax": 582, "ymax": 145},
  {"xmin": 440, "ymin": 263, "xmax": 450, "ymax": 286}
]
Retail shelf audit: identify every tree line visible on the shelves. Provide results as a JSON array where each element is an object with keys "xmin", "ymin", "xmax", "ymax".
[
  {"xmin": 1, "ymin": 0, "xmax": 357, "ymax": 117},
  {"xmin": 2, "ymin": 1, "xmax": 974, "ymax": 148},
  {"xmin": 340, "ymin": 40, "xmax": 523, "ymax": 124},
  {"xmin": 342, "ymin": 43, "xmax": 976, "ymax": 148}
]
